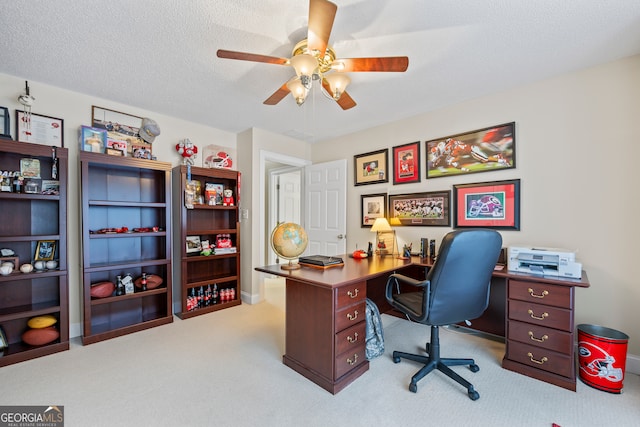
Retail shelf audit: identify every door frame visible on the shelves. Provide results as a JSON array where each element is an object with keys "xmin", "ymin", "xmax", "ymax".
[
  {"xmin": 268, "ymin": 165, "xmax": 303, "ymax": 264},
  {"xmin": 259, "ymin": 150, "xmax": 310, "ymax": 266}
]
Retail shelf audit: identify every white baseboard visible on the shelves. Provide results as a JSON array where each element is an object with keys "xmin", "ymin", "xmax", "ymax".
[{"xmin": 626, "ymin": 353, "xmax": 640, "ymax": 375}]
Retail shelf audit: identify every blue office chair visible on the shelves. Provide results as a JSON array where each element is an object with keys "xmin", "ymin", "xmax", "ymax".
[{"xmin": 385, "ymin": 229, "xmax": 502, "ymax": 400}]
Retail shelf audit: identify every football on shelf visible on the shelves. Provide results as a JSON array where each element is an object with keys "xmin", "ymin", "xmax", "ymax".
[
  {"xmin": 22, "ymin": 326, "xmax": 60, "ymax": 346},
  {"xmin": 27, "ymin": 315, "xmax": 58, "ymax": 329},
  {"xmin": 134, "ymin": 274, "xmax": 163, "ymax": 289},
  {"xmin": 90, "ymin": 281, "xmax": 116, "ymax": 298}
]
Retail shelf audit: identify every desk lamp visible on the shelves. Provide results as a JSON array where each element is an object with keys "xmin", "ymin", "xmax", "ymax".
[{"xmin": 371, "ymin": 218, "xmax": 396, "ymax": 256}]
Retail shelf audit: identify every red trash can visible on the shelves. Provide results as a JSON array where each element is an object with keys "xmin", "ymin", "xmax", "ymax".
[{"xmin": 577, "ymin": 324, "xmax": 629, "ymax": 393}]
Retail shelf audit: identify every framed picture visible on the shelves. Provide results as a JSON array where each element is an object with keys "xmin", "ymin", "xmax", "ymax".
[
  {"xmin": 91, "ymin": 106, "xmax": 150, "ymax": 157},
  {"xmin": 20, "ymin": 158, "xmax": 41, "ymax": 179},
  {"xmin": 16, "ymin": 111, "xmax": 64, "ymax": 147},
  {"xmin": 389, "ymin": 191, "xmax": 451, "ymax": 226},
  {"xmin": 354, "ymin": 149, "xmax": 388, "ymax": 186},
  {"xmin": 392, "ymin": 141, "xmax": 420, "ymax": 184},
  {"xmin": 453, "ymin": 179, "xmax": 520, "ymax": 230},
  {"xmin": 35, "ymin": 240, "xmax": 57, "ymax": 261},
  {"xmin": 80, "ymin": 125, "xmax": 107, "ymax": 153},
  {"xmin": 186, "ymin": 236, "xmax": 202, "ymax": 254},
  {"xmin": 426, "ymin": 122, "xmax": 515, "ymax": 179},
  {"xmin": 361, "ymin": 193, "xmax": 387, "ymax": 227},
  {"xmin": 0, "ymin": 106, "xmax": 10, "ymax": 137},
  {"xmin": 205, "ymin": 182, "xmax": 224, "ymax": 205},
  {"xmin": 41, "ymin": 180, "xmax": 60, "ymax": 195}
]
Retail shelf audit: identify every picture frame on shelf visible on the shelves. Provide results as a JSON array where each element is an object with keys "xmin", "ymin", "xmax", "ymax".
[
  {"xmin": 354, "ymin": 148, "xmax": 388, "ymax": 186},
  {"xmin": 80, "ymin": 125, "xmax": 107, "ymax": 153},
  {"xmin": 0, "ymin": 106, "xmax": 10, "ymax": 137},
  {"xmin": 91, "ymin": 106, "xmax": 150, "ymax": 157},
  {"xmin": 361, "ymin": 193, "xmax": 386, "ymax": 227},
  {"xmin": 186, "ymin": 236, "xmax": 202, "ymax": 254},
  {"xmin": 388, "ymin": 191, "xmax": 451, "ymax": 226},
  {"xmin": 426, "ymin": 122, "xmax": 515, "ymax": 179},
  {"xmin": 0, "ymin": 256, "xmax": 19, "ymax": 269},
  {"xmin": 20, "ymin": 158, "xmax": 41, "ymax": 179},
  {"xmin": 34, "ymin": 240, "xmax": 57, "ymax": 261},
  {"xmin": 453, "ymin": 179, "xmax": 521, "ymax": 230},
  {"xmin": 16, "ymin": 111, "xmax": 64, "ymax": 147},
  {"xmin": 392, "ymin": 141, "xmax": 420, "ymax": 184},
  {"xmin": 205, "ymin": 182, "xmax": 224, "ymax": 205},
  {"xmin": 41, "ymin": 180, "xmax": 60, "ymax": 195}
]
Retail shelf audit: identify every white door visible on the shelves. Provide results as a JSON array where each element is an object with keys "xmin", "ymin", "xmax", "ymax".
[
  {"xmin": 304, "ymin": 159, "xmax": 347, "ymax": 256},
  {"xmin": 268, "ymin": 167, "xmax": 302, "ymax": 264}
]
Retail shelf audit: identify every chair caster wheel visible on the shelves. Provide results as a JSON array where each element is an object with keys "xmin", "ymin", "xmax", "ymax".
[
  {"xmin": 392, "ymin": 352, "xmax": 401, "ymax": 363},
  {"xmin": 468, "ymin": 390, "xmax": 480, "ymax": 401},
  {"xmin": 409, "ymin": 383, "xmax": 418, "ymax": 393},
  {"xmin": 469, "ymin": 364, "xmax": 479, "ymax": 373}
]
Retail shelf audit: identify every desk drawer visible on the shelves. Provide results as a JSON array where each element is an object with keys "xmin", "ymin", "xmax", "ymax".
[
  {"xmin": 336, "ymin": 281, "xmax": 366, "ymax": 309},
  {"xmin": 508, "ymin": 320, "xmax": 572, "ymax": 354},
  {"xmin": 509, "ymin": 280, "xmax": 571, "ymax": 308},
  {"xmin": 509, "ymin": 300, "xmax": 572, "ymax": 332},
  {"xmin": 336, "ymin": 301, "xmax": 366, "ymax": 332},
  {"xmin": 507, "ymin": 340, "xmax": 572, "ymax": 378},
  {"xmin": 335, "ymin": 322, "xmax": 366, "ymax": 356},
  {"xmin": 335, "ymin": 343, "xmax": 366, "ymax": 379}
]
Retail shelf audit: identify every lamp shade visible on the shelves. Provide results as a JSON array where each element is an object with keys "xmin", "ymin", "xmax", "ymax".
[
  {"xmin": 286, "ymin": 78, "xmax": 308, "ymax": 106},
  {"xmin": 324, "ymin": 72, "xmax": 351, "ymax": 100},
  {"xmin": 371, "ymin": 217, "xmax": 392, "ymax": 232}
]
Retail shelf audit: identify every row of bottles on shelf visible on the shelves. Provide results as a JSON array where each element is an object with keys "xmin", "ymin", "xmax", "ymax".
[{"xmin": 186, "ymin": 284, "xmax": 236, "ymax": 311}]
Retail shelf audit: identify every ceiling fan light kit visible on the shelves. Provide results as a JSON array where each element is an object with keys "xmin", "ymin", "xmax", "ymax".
[{"xmin": 216, "ymin": 0, "xmax": 408, "ymax": 110}]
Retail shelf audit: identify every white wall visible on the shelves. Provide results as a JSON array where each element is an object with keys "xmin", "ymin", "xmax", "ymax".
[
  {"xmin": 0, "ymin": 73, "xmax": 237, "ymax": 336},
  {"xmin": 312, "ymin": 54, "xmax": 640, "ymax": 359}
]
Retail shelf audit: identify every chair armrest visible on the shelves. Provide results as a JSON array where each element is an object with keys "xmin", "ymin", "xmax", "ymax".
[{"xmin": 385, "ymin": 273, "xmax": 428, "ymax": 301}]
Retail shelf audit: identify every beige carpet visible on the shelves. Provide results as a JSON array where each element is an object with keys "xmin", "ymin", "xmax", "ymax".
[{"xmin": 2, "ymin": 280, "xmax": 639, "ymax": 427}]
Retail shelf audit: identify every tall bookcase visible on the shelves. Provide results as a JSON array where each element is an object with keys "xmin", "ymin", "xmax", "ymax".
[
  {"xmin": 0, "ymin": 138, "xmax": 69, "ymax": 366},
  {"xmin": 173, "ymin": 165, "xmax": 241, "ymax": 319},
  {"xmin": 80, "ymin": 152, "xmax": 173, "ymax": 344}
]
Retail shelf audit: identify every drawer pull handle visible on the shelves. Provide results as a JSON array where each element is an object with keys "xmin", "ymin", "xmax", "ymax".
[
  {"xmin": 528, "ymin": 288, "xmax": 549, "ymax": 299},
  {"xmin": 347, "ymin": 332, "xmax": 359, "ymax": 343},
  {"xmin": 347, "ymin": 289, "xmax": 359, "ymax": 298},
  {"xmin": 528, "ymin": 331, "xmax": 549, "ymax": 342},
  {"xmin": 527, "ymin": 309, "xmax": 548, "ymax": 320},
  {"xmin": 347, "ymin": 354, "xmax": 358, "ymax": 365},
  {"xmin": 347, "ymin": 311, "xmax": 359, "ymax": 321},
  {"xmin": 527, "ymin": 352, "xmax": 548, "ymax": 365}
]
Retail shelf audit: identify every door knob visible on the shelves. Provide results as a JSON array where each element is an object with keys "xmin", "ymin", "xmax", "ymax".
[{"xmin": 337, "ymin": 234, "xmax": 345, "ymax": 239}]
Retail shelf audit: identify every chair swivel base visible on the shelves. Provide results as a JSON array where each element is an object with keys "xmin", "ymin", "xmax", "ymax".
[{"xmin": 392, "ymin": 325, "xmax": 481, "ymax": 400}]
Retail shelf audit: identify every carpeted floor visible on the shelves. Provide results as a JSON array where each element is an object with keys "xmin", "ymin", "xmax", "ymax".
[{"xmin": 2, "ymin": 280, "xmax": 638, "ymax": 426}]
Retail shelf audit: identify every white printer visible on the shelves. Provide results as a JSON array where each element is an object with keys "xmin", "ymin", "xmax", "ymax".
[{"xmin": 507, "ymin": 246, "xmax": 582, "ymax": 279}]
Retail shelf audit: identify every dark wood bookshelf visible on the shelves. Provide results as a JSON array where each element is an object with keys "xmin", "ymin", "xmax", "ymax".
[{"xmin": 0, "ymin": 139, "xmax": 69, "ymax": 367}]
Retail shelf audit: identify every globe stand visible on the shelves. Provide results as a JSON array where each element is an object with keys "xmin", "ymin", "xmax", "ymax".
[{"xmin": 281, "ymin": 259, "xmax": 301, "ymax": 270}]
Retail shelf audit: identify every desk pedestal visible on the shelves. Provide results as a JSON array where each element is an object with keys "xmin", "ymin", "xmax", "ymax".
[{"xmin": 283, "ymin": 277, "xmax": 369, "ymax": 394}]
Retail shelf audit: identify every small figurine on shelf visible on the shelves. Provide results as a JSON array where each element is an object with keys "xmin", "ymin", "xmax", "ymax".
[
  {"xmin": 175, "ymin": 138, "xmax": 198, "ymax": 166},
  {"xmin": 223, "ymin": 188, "xmax": 234, "ymax": 206}
]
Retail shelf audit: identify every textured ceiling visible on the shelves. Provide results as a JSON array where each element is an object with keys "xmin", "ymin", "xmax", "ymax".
[{"xmin": 1, "ymin": 0, "xmax": 640, "ymax": 143}]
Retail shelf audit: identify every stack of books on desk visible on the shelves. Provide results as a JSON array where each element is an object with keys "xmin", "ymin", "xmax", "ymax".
[{"xmin": 298, "ymin": 255, "xmax": 344, "ymax": 268}]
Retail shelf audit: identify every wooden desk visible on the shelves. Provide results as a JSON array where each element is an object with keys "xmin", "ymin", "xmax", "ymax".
[{"xmin": 256, "ymin": 255, "xmax": 589, "ymax": 393}]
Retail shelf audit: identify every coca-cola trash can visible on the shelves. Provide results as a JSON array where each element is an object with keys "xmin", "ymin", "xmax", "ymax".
[{"xmin": 577, "ymin": 324, "xmax": 629, "ymax": 393}]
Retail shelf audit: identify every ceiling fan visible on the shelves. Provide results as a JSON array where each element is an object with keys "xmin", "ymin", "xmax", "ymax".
[{"xmin": 216, "ymin": 0, "xmax": 409, "ymax": 110}]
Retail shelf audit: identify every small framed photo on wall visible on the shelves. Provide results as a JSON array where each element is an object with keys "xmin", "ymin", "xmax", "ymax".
[
  {"xmin": 361, "ymin": 193, "xmax": 387, "ymax": 227},
  {"xmin": 392, "ymin": 141, "xmax": 420, "ymax": 184},
  {"xmin": 354, "ymin": 149, "xmax": 388, "ymax": 186},
  {"xmin": 0, "ymin": 106, "xmax": 10, "ymax": 138}
]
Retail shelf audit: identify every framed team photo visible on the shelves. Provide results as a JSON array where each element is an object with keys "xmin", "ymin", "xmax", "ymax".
[
  {"xmin": 388, "ymin": 191, "xmax": 451, "ymax": 226},
  {"xmin": 354, "ymin": 149, "xmax": 388, "ymax": 186}
]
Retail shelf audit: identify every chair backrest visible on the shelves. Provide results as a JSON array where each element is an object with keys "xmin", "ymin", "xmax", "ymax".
[{"xmin": 424, "ymin": 229, "xmax": 502, "ymax": 326}]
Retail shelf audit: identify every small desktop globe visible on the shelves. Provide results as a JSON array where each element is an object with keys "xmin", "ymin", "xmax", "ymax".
[{"xmin": 270, "ymin": 222, "xmax": 308, "ymax": 270}]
